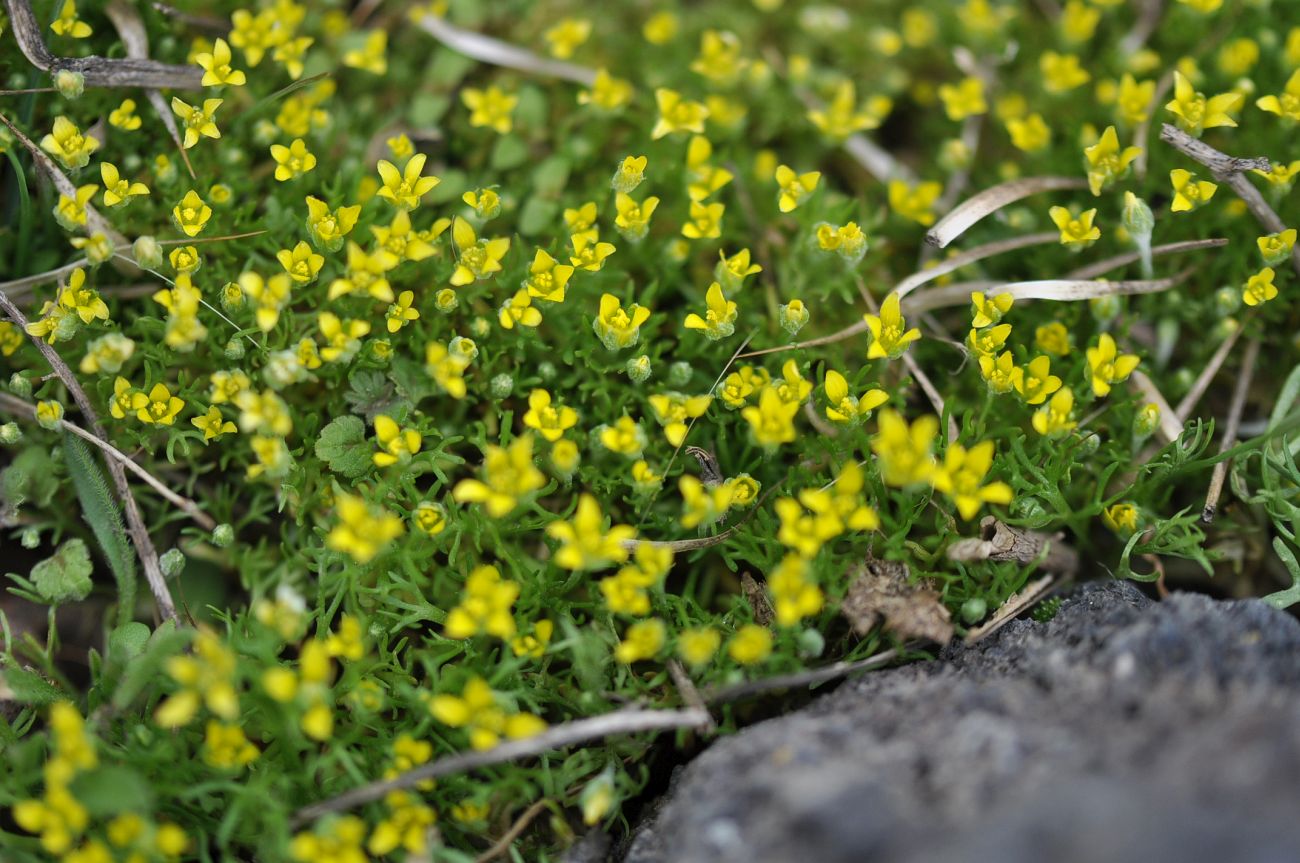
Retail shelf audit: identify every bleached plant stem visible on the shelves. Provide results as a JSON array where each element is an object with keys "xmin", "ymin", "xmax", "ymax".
[
  {"xmin": 894, "ymin": 232, "xmax": 1058, "ymax": 299},
  {"xmin": 903, "ymin": 269, "xmax": 1194, "ymax": 316},
  {"xmin": 417, "ymin": 14, "xmax": 597, "ymax": 85},
  {"xmin": 926, "ymin": 176, "xmax": 1087, "ymax": 248},
  {"xmin": 1204, "ymin": 337, "xmax": 1260, "ymax": 523}
]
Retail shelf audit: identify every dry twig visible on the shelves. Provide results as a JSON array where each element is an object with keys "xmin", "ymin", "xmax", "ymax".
[
  {"xmin": 926, "ymin": 176, "xmax": 1087, "ymax": 249},
  {"xmin": 1203, "ymin": 337, "xmax": 1260, "ymax": 523}
]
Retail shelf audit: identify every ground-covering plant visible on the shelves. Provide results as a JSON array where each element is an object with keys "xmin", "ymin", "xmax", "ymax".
[{"xmin": 1, "ymin": 0, "xmax": 1299, "ymax": 858}]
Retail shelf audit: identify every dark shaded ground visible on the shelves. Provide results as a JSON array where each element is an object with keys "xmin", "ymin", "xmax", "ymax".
[{"xmin": 621, "ymin": 582, "xmax": 1300, "ymax": 863}]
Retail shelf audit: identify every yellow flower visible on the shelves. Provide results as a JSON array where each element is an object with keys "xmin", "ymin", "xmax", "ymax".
[
  {"xmin": 598, "ymin": 415, "xmax": 647, "ymax": 457},
  {"xmin": 1032, "ymin": 387, "xmax": 1077, "ymax": 437},
  {"xmin": 685, "ymin": 136, "xmax": 734, "ymax": 201},
  {"xmin": 1086, "ymin": 333, "xmax": 1140, "ymax": 396},
  {"xmin": 570, "ymin": 232, "xmax": 616, "ymax": 271},
  {"xmin": 451, "ymin": 217, "xmax": 511, "ymax": 285},
  {"xmin": 524, "ymin": 249, "xmax": 575, "ymax": 303},
  {"xmin": 462, "ymin": 85, "xmax": 518, "ymax": 134},
  {"xmin": 970, "ymin": 292, "xmax": 1013, "ymax": 328},
  {"xmin": 98, "ymin": 162, "xmax": 149, "ymax": 208},
  {"xmin": 172, "ymin": 190, "xmax": 212, "ymax": 238},
  {"xmin": 270, "ymin": 139, "xmax": 316, "ymax": 182},
  {"xmin": 384, "ymin": 291, "xmax": 420, "ymax": 334},
  {"xmin": 342, "ymin": 30, "xmax": 387, "ymax": 74},
  {"xmin": 413, "ymin": 501, "xmax": 448, "ymax": 536},
  {"xmin": 938, "ymin": 76, "xmax": 987, "ymax": 121},
  {"xmin": 238, "ymin": 272, "xmax": 292, "ymax": 333},
  {"xmin": 932, "ymin": 441, "xmax": 1013, "ymax": 520},
  {"xmin": 429, "ymin": 677, "xmax": 545, "ymax": 751},
  {"xmin": 229, "ymin": 9, "xmax": 276, "ymax": 66},
  {"xmin": 196, "ymin": 37, "xmax": 246, "ymax": 86},
  {"xmin": 155, "ymin": 630, "xmax": 239, "ymax": 727},
  {"xmin": 682, "ymin": 201, "xmax": 725, "ymax": 239},
  {"xmin": 643, "ymin": 10, "xmax": 679, "ymax": 44},
  {"xmin": 1083, "ymin": 125, "xmax": 1142, "ymax": 196},
  {"xmin": 1116, "ymin": 74, "xmax": 1155, "ymax": 125},
  {"xmin": 132, "ymin": 383, "xmax": 185, "ymax": 426},
  {"xmin": 544, "ymin": 17, "xmax": 591, "ymax": 58},
  {"xmin": 741, "ymin": 386, "xmax": 800, "ymax": 447},
  {"xmin": 523, "ymin": 389, "xmax": 578, "ymax": 442},
  {"xmin": 202, "ymin": 721, "xmax": 259, "ymax": 770},
  {"xmin": 444, "ymin": 565, "xmax": 520, "ymax": 639},
  {"xmin": 824, "ymin": 369, "xmax": 888, "ymax": 424},
  {"xmin": 79, "ymin": 332, "xmax": 134, "ymax": 374},
  {"xmin": 648, "ymin": 392, "xmax": 713, "ymax": 447},
  {"xmin": 1040, "ymin": 51, "xmax": 1090, "ymax": 93},
  {"xmin": 725, "ymin": 473, "xmax": 761, "ymax": 508},
  {"xmin": 499, "ymin": 289, "xmax": 543, "ymax": 329},
  {"xmin": 769, "ymin": 554, "xmax": 824, "ymax": 626},
  {"xmin": 373, "ymin": 415, "xmax": 421, "ymax": 467},
  {"xmin": 108, "ymin": 99, "xmax": 142, "ymax": 131},
  {"xmin": 814, "ymin": 223, "xmax": 869, "ymax": 263},
  {"xmin": 1256, "ymin": 69, "xmax": 1300, "ymax": 123},
  {"xmin": 305, "ymin": 196, "xmax": 361, "ymax": 251},
  {"xmin": 1006, "ymin": 113, "xmax": 1051, "ymax": 153},
  {"xmin": 40, "ymin": 116, "xmax": 98, "ymax": 169},
  {"xmin": 326, "ymin": 492, "xmax": 404, "ymax": 564},
  {"xmin": 1049, "ymin": 206, "xmax": 1101, "ymax": 246},
  {"xmin": 171, "ymin": 97, "xmax": 223, "ymax": 149},
  {"xmin": 864, "ymin": 293, "xmax": 921, "ymax": 360},
  {"xmin": 1242, "ymin": 267, "xmax": 1278, "ymax": 307},
  {"xmin": 1012, "ymin": 355, "xmax": 1063, "ymax": 405},
  {"xmin": 684, "ymin": 282, "xmax": 738, "ymax": 340},
  {"xmin": 57, "ymin": 268, "xmax": 108, "ymax": 324},
  {"xmin": 548, "ymin": 494, "xmax": 636, "ymax": 570},
  {"xmin": 191, "ymin": 406, "xmax": 236, "ymax": 442},
  {"xmin": 615, "ymin": 619, "xmax": 666, "ymax": 664},
  {"xmin": 50, "ymin": 0, "xmax": 92, "ymax": 37},
  {"xmin": 1169, "ymin": 169, "xmax": 1217, "ymax": 212},
  {"xmin": 1034, "ymin": 322, "xmax": 1070, "ymax": 357},
  {"xmin": 1254, "ymin": 160, "xmax": 1300, "ymax": 189},
  {"xmin": 425, "ymin": 341, "xmax": 471, "ymax": 399},
  {"xmin": 888, "ymin": 180, "xmax": 942, "ymax": 226},
  {"xmin": 511, "ymin": 619, "xmax": 554, "ymax": 658},
  {"xmin": 614, "ymin": 192, "xmax": 660, "ymax": 240},
  {"xmin": 1103, "ymin": 502, "xmax": 1140, "ymax": 533},
  {"xmin": 1258, "ymin": 230, "xmax": 1297, "ymax": 267},
  {"xmin": 578, "ymin": 68, "xmax": 634, "ymax": 111},
  {"xmin": 318, "ymin": 312, "xmax": 370, "ymax": 363},
  {"xmin": 274, "ymin": 35, "xmax": 314, "ymax": 80},
  {"xmin": 1165, "ymin": 71, "xmax": 1241, "ymax": 137},
  {"xmin": 652, "ymin": 88, "xmax": 709, "ymax": 139},
  {"xmin": 377, "ymin": 153, "xmax": 440, "ymax": 210},
  {"xmin": 453, "ymin": 435, "xmax": 547, "ymax": 517},
  {"xmin": 678, "ymin": 475, "xmax": 734, "ymax": 528},
  {"xmin": 871, "ymin": 410, "xmax": 937, "ymax": 487},
  {"xmin": 611, "ymin": 155, "xmax": 648, "ymax": 194},
  {"xmin": 677, "ymin": 627, "xmax": 720, "ymax": 666},
  {"xmin": 718, "ymin": 365, "xmax": 770, "ymax": 408},
  {"xmin": 54, "ymin": 184, "xmax": 98, "ymax": 231},
  {"xmin": 808, "ymin": 80, "xmax": 889, "ymax": 141},
  {"xmin": 1175, "ymin": 0, "xmax": 1222, "ymax": 10},
  {"xmin": 594, "ymin": 294, "xmax": 651, "ymax": 350},
  {"xmin": 773, "ymin": 164, "xmax": 821, "ymax": 213},
  {"xmin": 462, "ymin": 188, "xmax": 501, "ymax": 220},
  {"xmin": 277, "ymin": 241, "xmax": 324, "ymax": 285},
  {"xmin": 728, "ymin": 624, "xmax": 772, "ymax": 665}
]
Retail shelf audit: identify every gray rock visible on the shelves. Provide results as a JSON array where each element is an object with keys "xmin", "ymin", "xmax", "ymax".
[{"xmin": 623, "ymin": 582, "xmax": 1300, "ymax": 863}]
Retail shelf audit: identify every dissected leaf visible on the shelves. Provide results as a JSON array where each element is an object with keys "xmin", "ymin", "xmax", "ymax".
[
  {"xmin": 31, "ymin": 538, "xmax": 94, "ymax": 604},
  {"xmin": 840, "ymin": 558, "xmax": 953, "ymax": 644},
  {"xmin": 314, "ymin": 415, "xmax": 372, "ymax": 479}
]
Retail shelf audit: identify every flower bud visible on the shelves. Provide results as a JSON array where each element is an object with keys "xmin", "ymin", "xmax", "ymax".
[
  {"xmin": 449, "ymin": 336, "xmax": 478, "ymax": 363},
  {"xmin": 1214, "ymin": 286, "xmax": 1241, "ymax": 316},
  {"xmin": 961, "ymin": 597, "xmax": 988, "ymax": 624},
  {"xmin": 1121, "ymin": 192, "xmax": 1154, "ymax": 239},
  {"xmin": 551, "ymin": 439, "xmax": 580, "ymax": 479},
  {"xmin": 0, "ymin": 422, "xmax": 21, "ymax": 444},
  {"xmin": 626, "ymin": 354, "xmax": 652, "ymax": 383},
  {"xmin": 21, "ymin": 527, "xmax": 40, "ymax": 549},
  {"xmin": 1133, "ymin": 402, "xmax": 1161, "ymax": 440},
  {"xmin": 490, "ymin": 373, "xmax": 514, "ymax": 399},
  {"xmin": 797, "ymin": 627, "xmax": 825, "ymax": 658},
  {"xmin": 779, "ymin": 299, "xmax": 810, "ymax": 336},
  {"xmin": 132, "ymin": 236, "xmax": 164, "ymax": 270},
  {"xmin": 1088, "ymin": 294, "xmax": 1120, "ymax": 324},
  {"xmin": 220, "ymin": 281, "xmax": 245, "ymax": 312},
  {"xmin": 538, "ymin": 361, "xmax": 557, "ymax": 381},
  {"xmin": 35, "ymin": 400, "xmax": 64, "ymax": 431},
  {"xmin": 224, "ymin": 337, "xmax": 246, "ymax": 360},
  {"xmin": 54, "ymin": 70, "xmax": 84, "ymax": 99},
  {"xmin": 211, "ymin": 524, "xmax": 235, "ymax": 548},
  {"xmin": 668, "ymin": 361, "xmax": 693, "ymax": 387},
  {"xmin": 435, "ymin": 288, "xmax": 459, "ymax": 313},
  {"xmin": 160, "ymin": 548, "xmax": 186, "ymax": 578},
  {"xmin": 9, "ymin": 373, "xmax": 32, "ymax": 398}
]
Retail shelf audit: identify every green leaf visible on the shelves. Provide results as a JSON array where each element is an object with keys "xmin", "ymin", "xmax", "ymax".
[
  {"xmin": 519, "ymin": 197, "xmax": 560, "ymax": 237},
  {"xmin": 1, "ymin": 667, "xmax": 65, "ymax": 704},
  {"xmin": 1264, "ymin": 537, "xmax": 1300, "ymax": 609},
  {"xmin": 109, "ymin": 622, "xmax": 152, "ymax": 661},
  {"xmin": 491, "ymin": 134, "xmax": 530, "ymax": 171},
  {"xmin": 389, "ymin": 356, "xmax": 434, "ymax": 405},
  {"xmin": 315, "ymin": 415, "xmax": 372, "ymax": 478},
  {"xmin": 70, "ymin": 766, "xmax": 153, "ymax": 816},
  {"xmin": 31, "ymin": 539, "xmax": 94, "ymax": 604},
  {"xmin": 113, "ymin": 623, "xmax": 190, "ymax": 709},
  {"xmin": 532, "ymin": 155, "xmax": 571, "ymax": 198},
  {"xmin": 64, "ymin": 434, "xmax": 136, "ymax": 625}
]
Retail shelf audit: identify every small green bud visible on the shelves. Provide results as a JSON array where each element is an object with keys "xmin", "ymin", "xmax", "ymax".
[
  {"xmin": 21, "ymin": 527, "xmax": 40, "ymax": 549},
  {"xmin": 1089, "ymin": 294, "xmax": 1121, "ymax": 324},
  {"xmin": 961, "ymin": 597, "xmax": 988, "ymax": 624},
  {"xmin": 448, "ymin": 336, "xmax": 478, "ymax": 363},
  {"xmin": 211, "ymin": 524, "xmax": 234, "ymax": 548},
  {"xmin": 54, "ymin": 70, "xmax": 84, "ymax": 99},
  {"xmin": 1121, "ymin": 192, "xmax": 1154, "ymax": 239},
  {"xmin": 538, "ymin": 361, "xmax": 557, "ymax": 381},
  {"xmin": 470, "ymin": 317, "xmax": 491, "ymax": 338},
  {"xmin": 35, "ymin": 400, "xmax": 64, "ymax": 431},
  {"xmin": 668, "ymin": 361, "xmax": 693, "ymax": 387},
  {"xmin": 1212, "ymin": 317, "xmax": 1239, "ymax": 341},
  {"xmin": 1077, "ymin": 432, "xmax": 1101, "ymax": 456},
  {"xmin": 626, "ymin": 355, "xmax": 652, "ymax": 383},
  {"xmin": 1012, "ymin": 495, "xmax": 1047, "ymax": 520},
  {"xmin": 132, "ymin": 236, "xmax": 164, "ymax": 270},
  {"xmin": 160, "ymin": 548, "xmax": 186, "ymax": 578},
  {"xmin": 1133, "ymin": 402, "xmax": 1161, "ymax": 440},
  {"xmin": 0, "ymin": 422, "xmax": 21, "ymax": 444},
  {"xmin": 779, "ymin": 300, "xmax": 810, "ymax": 336},
  {"xmin": 797, "ymin": 627, "xmax": 825, "ymax": 659},
  {"xmin": 490, "ymin": 373, "xmax": 514, "ymax": 399},
  {"xmin": 1214, "ymin": 286, "xmax": 1241, "ymax": 316},
  {"xmin": 220, "ymin": 282, "xmax": 245, "ymax": 312},
  {"xmin": 9, "ymin": 373, "xmax": 32, "ymax": 398}
]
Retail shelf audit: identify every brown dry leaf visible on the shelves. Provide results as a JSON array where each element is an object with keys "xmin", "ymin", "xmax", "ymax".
[
  {"xmin": 741, "ymin": 572, "xmax": 774, "ymax": 626},
  {"xmin": 840, "ymin": 558, "xmax": 953, "ymax": 644}
]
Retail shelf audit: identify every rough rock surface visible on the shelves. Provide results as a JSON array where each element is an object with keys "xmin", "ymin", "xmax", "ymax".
[{"xmin": 623, "ymin": 582, "xmax": 1300, "ymax": 863}]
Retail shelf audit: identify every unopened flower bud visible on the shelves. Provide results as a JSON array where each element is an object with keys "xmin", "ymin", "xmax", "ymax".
[
  {"xmin": 9, "ymin": 373, "xmax": 32, "ymax": 398},
  {"xmin": 21, "ymin": 527, "xmax": 40, "ymax": 549},
  {"xmin": 1133, "ymin": 402, "xmax": 1161, "ymax": 440},
  {"xmin": 669, "ymin": 361, "xmax": 693, "ymax": 387},
  {"xmin": 490, "ymin": 373, "xmax": 514, "ymax": 399},
  {"xmin": 779, "ymin": 299, "xmax": 810, "ymax": 336},
  {"xmin": 961, "ymin": 597, "xmax": 988, "ymax": 624},
  {"xmin": 626, "ymin": 355, "xmax": 652, "ymax": 383},
  {"xmin": 54, "ymin": 70, "xmax": 84, "ymax": 99},
  {"xmin": 211, "ymin": 524, "xmax": 234, "ymax": 548},
  {"xmin": 224, "ymin": 337, "xmax": 246, "ymax": 360},
  {"xmin": 35, "ymin": 400, "xmax": 64, "ymax": 431},
  {"xmin": 160, "ymin": 548, "xmax": 186, "ymax": 578},
  {"xmin": 0, "ymin": 422, "xmax": 21, "ymax": 444},
  {"xmin": 132, "ymin": 235, "xmax": 164, "ymax": 270}
]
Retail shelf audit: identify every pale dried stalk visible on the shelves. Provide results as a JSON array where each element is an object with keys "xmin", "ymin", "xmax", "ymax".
[
  {"xmin": 1128, "ymin": 371, "xmax": 1184, "ymax": 444},
  {"xmin": 926, "ymin": 176, "xmax": 1087, "ymax": 248},
  {"xmin": 1160, "ymin": 123, "xmax": 1299, "ymax": 275},
  {"xmin": 417, "ymin": 14, "xmax": 597, "ymax": 85},
  {"xmin": 0, "ymin": 292, "xmax": 178, "ymax": 623},
  {"xmin": 1119, "ymin": 0, "xmax": 1166, "ymax": 57},
  {"xmin": 473, "ymin": 800, "xmax": 549, "ymax": 863},
  {"xmin": 964, "ymin": 575, "xmax": 1056, "ymax": 644},
  {"xmin": 0, "ymin": 393, "xmax": 216, "ymax": 531},
  {"xmin": 1064, "ymin": 238, "xmax": 1229, "ymax": 280},
  {"xmin": 1174, "ymin": 320, "xmax": 1246, "ymax": 422},
  {"xmin": 894, "ymin": 231, "xmax": 1058, "ymax": 299},
  {"xmin": 947, "ymin": 517, "xmax": 1079, "ymax": 576},
  {"xmin": 4, "ymin": 0, "xmax": 203, "ymax": 89},
  {"xmin": 667, "ymin": 659, "xmax": 715, "ymax": 732},
  {"xmin": 903, "ymin": 269, "xmax": 1194, "ymax": 316},
  {"xmin": 104, "ymin": 0, "xmax": 196, "ymax": 179},
  {"xmin": 1133, "ymin": 71, "xmax": 1174, "ymax": 179},
  {"xmin": 292, "ymin": 708, "xmax": 713, "ymax": 824},
  {"xmin": 1204, "ymin": 337, "xmax": 1260, "ymax": 523},
  {"xmin": 703, "ymin": 648, "xmax": 904, "ymax": 705}
]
